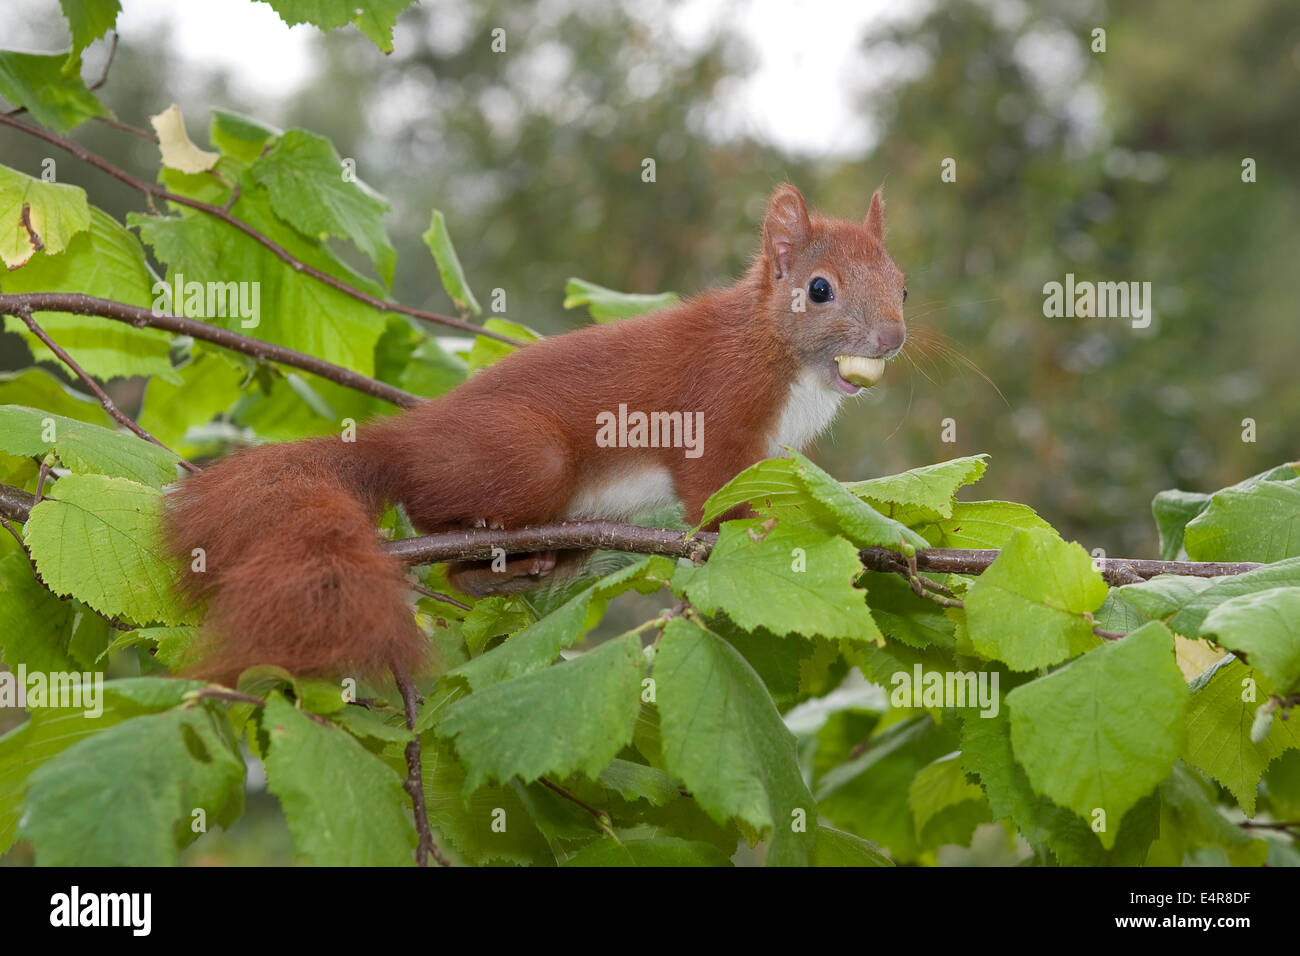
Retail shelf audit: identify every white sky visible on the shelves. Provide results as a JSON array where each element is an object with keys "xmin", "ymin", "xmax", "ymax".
[{"xmin": 19, "ymin": 0, "xmax": 913, "ymax": 157}]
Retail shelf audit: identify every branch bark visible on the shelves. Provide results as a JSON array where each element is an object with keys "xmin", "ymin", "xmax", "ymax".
[{"xmin": 0, "ymin": 292, "xmax": 421, "ymax": 408}]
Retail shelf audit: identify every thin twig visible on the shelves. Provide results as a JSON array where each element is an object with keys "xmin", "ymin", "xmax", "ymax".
[
  {"xmin": 0, "ymin": 112, "xmax": 523, "ymax": 346},
  {"xmin": 0, "ymin": 516, "xmax": 24, "ymax": 548},
  {"xmin": 15, "ymin": 307, "xmax": 200, "ymax": 473},
  {"xmin": 0, "ymin": 292, "xmax": 421, "ymax": 408},
  {"xmin": 410, "ymin": 582, "xmax": 472, "ymax": 612},
  {"xmin": 391, "ymin": 659, "xmax": 450, "ymax": 867},
  {"xmin": 538, "ymin": 775, "xmax": 615, "ymax": 835}
]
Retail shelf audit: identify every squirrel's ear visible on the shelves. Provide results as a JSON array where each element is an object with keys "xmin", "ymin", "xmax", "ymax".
[
  {"xmin": 763, "ymin": 184, "xmax": 811, "ymax": 280},
  {"xmin": 864, "ymin": 187, "xmax": 885, "ymax": 240}
]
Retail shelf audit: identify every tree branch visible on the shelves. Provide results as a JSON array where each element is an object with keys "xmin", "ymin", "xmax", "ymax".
[
  {"xmin": 0, "ymin": 292, "xmax": 421, "ymax": 408},
  {"xmin": 0, "ymin": 112, "xmax": 523, "ymax": 346}
]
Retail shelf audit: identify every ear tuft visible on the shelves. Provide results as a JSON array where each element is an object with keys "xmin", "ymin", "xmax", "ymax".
[
  {"xmin": 864, "ymin": 187, "xmax": 885, "ymax": 240},
  {"xmin": 762, "ymin": 184, "xmax": 811, "ymax": 280}
]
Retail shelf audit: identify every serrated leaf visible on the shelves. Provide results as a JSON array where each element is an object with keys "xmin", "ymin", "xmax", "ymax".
[
  {"xmin": 1182, "ymin": 657, "xmax": 1300, "ymax": 814},
  {"xmin": 810, "ymin": 824, "xmax": 893, "ymax": 866},
  {"xmin": 0, "ymin": 677, "xmax": 203, "ymax": 853},
  {"xmin": 253, "ymin": 129, "xmax": 395, "ymax": 286},
  {"xmin": 1184, "ymin": 476, "xmax": 1300, "ymax": 562},
  {"xmin": 438, "ymin": 632, "xmax": 644, "ymax": 791},
  {"xmin": 673, "ymin": 519, "xmax": 881, "ymax": 642},
  {"xmin": 448, "ymin": 556, "xmax": 671, "ymax": 692},
  {"xmin": 0, "ymin": 405, "xmax": 178, "ymax": 487},
  {"xmin": 964, "ymin": 528, "xmax": 1107, "ymax": 670},
  {"xmin": 1198, "ymin": 587, "xmax": 1300, "ymax": 692},
  {"xmin": 0, "ymin": 161, "xmax": 90, "ymax": 269},
  {"xmin": 24, "ymin": 474, "xmax": 191, "ymax": 625},
  {"xmin": 58, "ymin": 0, "xmax": 122, "ymax": 65},
  {"xmin": 845, "ymin": 454, "xmax": 988, "ymax": 524},
  {"xmin": 1006, "ymin": 622, "xmax": 1188, "ymax": 848},
  {"xmin": 917, "ymin": 499, "xmax": 1057, "ymax": 549},
  {"xmin": 102, "ymin": 625, "xmax": 201, "ymax": 672},
  {"xmin": 422, "ymin": 210, "xmax": 480, "ymax": 315},
  {"xmin": 20, "ymin": 703, "xmax": 243, "ymax": 864},
  {"xmin": 130, "ymin": 187, "xmax": 390, "ymax": 376},
  {"xmin": 254, "ymin": 0, "xmax": 418, "ymax": 53},
  {"xmin": 421, "ymin": 734, "xmax": 554, "ymax": 865},
  {"xmin": 701, "ymin": 452, "xmax": 927, "ymax": 551},
  {"xmin": 1151, "ymin": 489, "xmax": 1212, "ymax": 560},
  {"xmin": 563, "ymin": 277, "xmax": 679, "ymax": 322},
  {"xmin": 595, "ymin": 758, "xmax": 679, "ymax": 807},
  {"xmin": 0, "ymin": 551, "xmax": 77, "ymax": 672},
  {"xmin": 0, "ymin": 51, "xmax": 105, "ymax": 135},
  {"xmin": 1, "ymin": 207, "xmax": 181, "ymax": 383},
  {"xmin": 1166, "ymin": 557, "xmax": 1300, "ymax": 638},
  {"xmin": 262, "ymin": 693, "xmax": 416, "ymax": 864},
  {"xmin": 655, "ymin": 617, "xmax": 815, "ymax": 864}
]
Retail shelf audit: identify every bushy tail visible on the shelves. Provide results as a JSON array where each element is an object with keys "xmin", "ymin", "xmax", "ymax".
[{"xmin": 163, "ymin": 438, "xmax": 427, "ymax": 686}]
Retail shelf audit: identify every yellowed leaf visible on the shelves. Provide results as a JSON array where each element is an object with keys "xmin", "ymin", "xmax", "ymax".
[{"xmin": 150, "ymin": 104, "xmax": 219, "ymax": 174}]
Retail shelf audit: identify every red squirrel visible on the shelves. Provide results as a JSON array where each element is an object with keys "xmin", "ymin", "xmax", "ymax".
[{"xmin": 163, "ymin": 184, "xmax": 907, "ymax": 683}]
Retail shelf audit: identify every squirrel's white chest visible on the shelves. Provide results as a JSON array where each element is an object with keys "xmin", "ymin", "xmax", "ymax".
[{"xmin": 766, "ymin": 367, "xmax": 847, "ymax": 457}]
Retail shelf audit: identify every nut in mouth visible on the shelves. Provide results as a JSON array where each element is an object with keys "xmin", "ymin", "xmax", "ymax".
[{"xmin": 834, "ymin": 354, "xmax": 886, "ymax": 390}]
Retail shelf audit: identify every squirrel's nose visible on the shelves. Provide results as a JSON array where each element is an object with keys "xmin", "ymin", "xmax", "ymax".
[{"xmin": 872, "ymin": 319, "xmax": 906, "ymax": 356}]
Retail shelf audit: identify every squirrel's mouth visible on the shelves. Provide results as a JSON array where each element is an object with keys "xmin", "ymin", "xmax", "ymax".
[{"xmin": 834, "ymin": 355, "xmax": 886, "ymax": 393}]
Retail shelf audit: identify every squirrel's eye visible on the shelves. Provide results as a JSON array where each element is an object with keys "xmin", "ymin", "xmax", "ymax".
[
  {"xmin": 902, "ymin": 286, "xmax": 908, "ymax": 303},
  {"xmin": 808, "ymin": 276, "xmax": 833, "ymax": 303}
]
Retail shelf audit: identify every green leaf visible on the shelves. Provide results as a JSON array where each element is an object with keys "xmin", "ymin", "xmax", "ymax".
[
  {"xmin": 0, "ymin": 51, "xmax": 105, "ymax": 135},
  {"xmin": 420, "ymin": 735, "xmax": 554, "ymax": 866},
  {"xmin": 465, "ymin": 318, "xmax": 542, "ymax": 372},
  {"xmin": 1118, "ymin": 574, "xmax": 1218, "ymax": 625},
  {"xmin": 24, "ymin": 474, "xmax": 191, "ymax": 625},
  {"xmin": 1184, "ymin": 477, "xmax": 1300, "ymax": 562},
  {"xmin": 262, "ymin": 693, "xmax": 416, "ymax": 864},
  {"xmin": 103, "ymin": 625, "xmax": 201, "ymax": 672},
  {"xmin": 673, "ymin": 519, "xmax": 882, "ymax": 643},
  {"xmin": 438, "ymin": 632, "xmax": 644, "ymax": 791},
  {"xmin": 1, "ymin": 206, "xmax": 169, "ymax": 382},
  {"xmin": 58, "ymin": 0, "xmax": 122, "ymax": 65},
  {"xmin": 210, "ymin": 109, "xmax": 278, "ymax": 165},
  {"xmin": 0, "ymin": 162, "xmax": 90, "ymax": 269},
  {"xmin": 563, "ymin": 835, "xmax": 731, "ymax": 866},
  {"xmin": 448, "ymin": 556, "xmax": 671, "ymax": 693},
  {"xmin": 1006, "ymin": 622, "xmax": 1188, "ymax": 847},
  {"xmin": 563, "ymin": 277, "xmax": 679, "ymax": 322},
  {"xmin": 917, "ymin": 499, "xmax": 1057, "ymax": 549},
  {"xmin": 20, "ymin": 703, "xmax": 244, "ymax": 864},
  {"xmin": 1147, "ymin": 764, "xmax": 1268, "ymax": 867},
  {"xmin": 964, "ymin": 528, "xmax": 1108, "ymax": 670},
  {"xmin": 1198, "ymin": 587, "xmax": 1300, "ymax": 692},
  {"xmin": 254, "ymin": 0, "xmax": 418, "ymax": 53},
  {"xmin": 1166, "ymin": 557, "xmax": 1300, "ymax": 637},
  {"xmin": 1151, "ymin": 489, "xmax": 1212, "ymax": 560},
  {"xmin": 1182, "ymin": 657, "xmax": 1300, "ymax": 814},
  {"xmin": 0, "ymin": 368, "xmax": 108, "ymax": 425},
  {"xmin": 130, "ymin": 188, "xmax": 390, "ymax": 376},
  {"xmin": 422, "ymin": 210, "xmax": 481, "ymax": 316},
  {"xmin": 251, "ymin": 129, "xmax": 396, "ymax": 286},
  {"xmin": 700, "ymin": 452, "xmax": 927, "ymax": 551},
  {"xmin": 138, "ymin": 349, "xmax": 247, "ymax": 456},
  {"xmin": 909, "ymin": 751, "xmax": 985, "ymax": 837},
  {"xmin": 0, "ymin": 551, "xmax": 77, "ymax": 672},
  {"xmin": 810, "ymin": 824, "xmax": 893, "ymax": 866},
  {"xmin": 961, "ymin": 708, "xmax": 1160, "ymax": 865},
  {"xmin": 0, "ymin": 405, "xmax": 178, "ymax": 487},
  {"xmin": 654, "ymin": 617, "xmax": 815, "ymax": 864},
  {"xmin": 0, "ymin": 677, "xmax": 203, "ymax": 853},
  {"xmin": 816, "ymin": 715, "xmax": 958, "ymax": 863},
  {"xmin": 844, "ymin": 454, "xmax": 989, "ymax": 524},
  {"xmin": 595, "ymin": 758, "xmax": 679, "ymax": 807}
]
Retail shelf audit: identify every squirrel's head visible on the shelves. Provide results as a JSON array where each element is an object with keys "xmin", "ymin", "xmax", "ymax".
[{"xmin": 760, "ymin": 183, "xmax": 906, "ymax": 394}]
